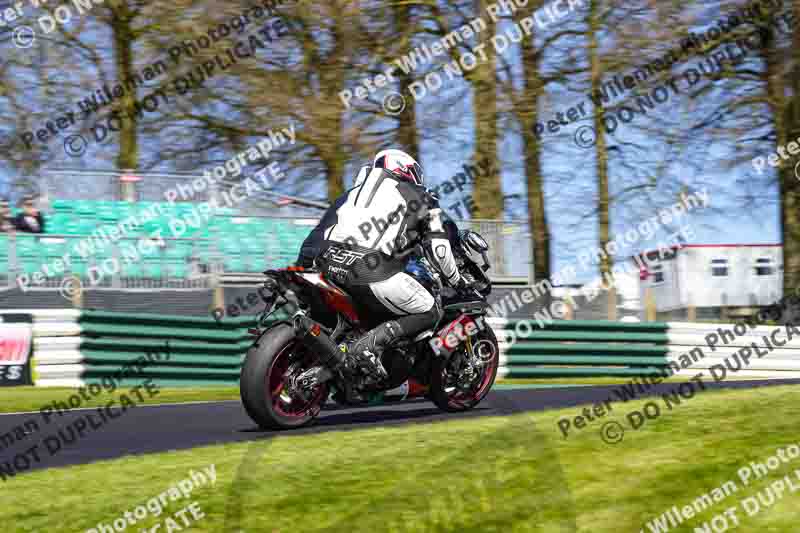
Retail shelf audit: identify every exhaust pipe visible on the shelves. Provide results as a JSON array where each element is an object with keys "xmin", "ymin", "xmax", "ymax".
[{"xmin": 293, "ymin": 315, "xmax": 346, "ymax": 370}]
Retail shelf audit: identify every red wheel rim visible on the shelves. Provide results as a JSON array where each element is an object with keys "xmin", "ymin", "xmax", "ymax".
[{"xmin": 266, "ymin": 341, "xmax": 327, "ymax": 420}]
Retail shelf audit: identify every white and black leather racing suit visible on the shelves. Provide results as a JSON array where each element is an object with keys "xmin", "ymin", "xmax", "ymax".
[{"xmin": 299, "ymin": 165, "xmax": 464, "ymax": 376}]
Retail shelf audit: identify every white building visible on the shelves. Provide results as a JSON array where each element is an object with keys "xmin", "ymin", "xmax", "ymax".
[{"xmin": 635, "ymin": 244, "xmax": 782, "ymax": 312}]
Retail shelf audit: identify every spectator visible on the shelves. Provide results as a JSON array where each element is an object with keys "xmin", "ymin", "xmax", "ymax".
[
  {"xmin": 0, "ymin": 200, "xmax": 13, "ymax": 232},
  {"xmin": 12, "ymin": 196, "xmax": 45, "ymax": 233}
]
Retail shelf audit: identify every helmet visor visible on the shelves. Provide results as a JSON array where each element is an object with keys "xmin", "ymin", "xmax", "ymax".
[{"xmin": 408, "ymin": 162, "xmax": 424, "ymax": 186}]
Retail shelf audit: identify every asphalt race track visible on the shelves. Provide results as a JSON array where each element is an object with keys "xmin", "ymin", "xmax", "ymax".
[{"xmin": 2, "ymin": 378, "xmax": 800, "ymax": 476}]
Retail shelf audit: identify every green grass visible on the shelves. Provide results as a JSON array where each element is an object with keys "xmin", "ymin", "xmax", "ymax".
[
  {"xmin": 2, "ymin": 385, "xmax": 800, "ymax": 531},
  {"xmin": 0, "ymin": 386, "xmax": 240, "ymax": 414}
]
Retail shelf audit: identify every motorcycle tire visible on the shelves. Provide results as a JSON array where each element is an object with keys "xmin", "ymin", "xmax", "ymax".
[
  {"xmin": 429, "ymin": 326, "xmax": 499, "ymax": 413},
  {"xmin": 240, "ymin": 323, "xmax": 328, "ymax": 430}
]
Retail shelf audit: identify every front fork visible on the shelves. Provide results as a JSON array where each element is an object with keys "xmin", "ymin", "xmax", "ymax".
[{"xmin": 439, "ymin": 315, "xmax": 493, "ymax": 387}]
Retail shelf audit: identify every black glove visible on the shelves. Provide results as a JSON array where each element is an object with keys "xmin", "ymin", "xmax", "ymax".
[{"xmin": 441, "ymin": 280, "xmax": 471, "ymax": 303}]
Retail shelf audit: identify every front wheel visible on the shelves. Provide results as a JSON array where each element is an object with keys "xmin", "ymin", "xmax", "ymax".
[
  {"xmin": 240, "ymin": 323, "xmax": 329, "ymax": 430},
  {"xmin": 429, "ymin": 325, "xmax": 499, "ymax": 412}
]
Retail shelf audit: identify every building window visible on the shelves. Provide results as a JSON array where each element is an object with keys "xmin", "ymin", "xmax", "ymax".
[
  {"xmin": 755, "ymin": 257, "xmax": 775, "ymax": 276},
  {"xmin": 651, "ymin": 263, "xmax": 664, "ymax": 284},
  {"xmin": 711, "ymin": 259, "xmax": 729, "ymax": 277}
]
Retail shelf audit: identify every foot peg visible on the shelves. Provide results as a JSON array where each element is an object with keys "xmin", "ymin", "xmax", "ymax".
[
  {"xmin": 349, "ymin": 320, "xmax": 403, "ymax": 381},
  {"xmin": 295, "ymin": 366, "xmax": 334, "ymax": 389},
  {"xmin": 340, "ymin": 342, "xmax": 387, "ymax": 382},
  {"xmin": 358, "ymin": 350, "xmax": 388, "ymax": 381}
]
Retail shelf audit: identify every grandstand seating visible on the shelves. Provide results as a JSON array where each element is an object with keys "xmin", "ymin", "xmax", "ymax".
[{"xmin": 0, "ymin": 200, "xmax": 312, "ymax": 278}]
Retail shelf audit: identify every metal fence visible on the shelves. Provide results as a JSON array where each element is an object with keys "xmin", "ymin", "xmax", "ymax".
[
  {"xmin": 0, "ymin": 216, "xmax": 530, "ymax": 292},
  {"xmin": 5, "ymin": 168, "xmax": 532, "ymax": 291},
  {"xmin": 0, "ymin": 234, "xmax": 215, "ymax": 292},
  {"xmin": 39, "ymin": 170, "xmax": 217, "ymax": 203}
]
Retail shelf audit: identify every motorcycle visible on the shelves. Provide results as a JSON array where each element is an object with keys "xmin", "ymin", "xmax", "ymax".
[{"xmin": 240, "ymin": 227, "xmax": 499, "ymax": 430}]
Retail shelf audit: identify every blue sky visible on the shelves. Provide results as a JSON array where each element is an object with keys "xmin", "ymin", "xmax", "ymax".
[{"xmin": 0, "ymin": 0, "xmax": 787, "ymax": 284}]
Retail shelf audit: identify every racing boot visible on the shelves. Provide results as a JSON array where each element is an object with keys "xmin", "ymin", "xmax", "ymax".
[{"xmin": 349, "ymin": 320, "xmax": 405, "ymax": 381}]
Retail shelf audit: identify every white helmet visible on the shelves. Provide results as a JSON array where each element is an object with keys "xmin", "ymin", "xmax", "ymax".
[{"xmin": 373, "ymin": 149, "xmax": 424, "ymax": 187}]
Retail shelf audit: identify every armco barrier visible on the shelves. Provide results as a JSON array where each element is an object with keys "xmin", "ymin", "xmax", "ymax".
[
  {"xmin": 7, "ymin": 310, "xmax": 800, "ymax": 387},
  {"xmin": 1, "ymin": 309, "xmax": 278, "ymax": 387},
  {"xmin": 489, "ymin": 318, "xmax": 671, "ymax": 378},
  {"xmin": 663, "ymin": 322, "xmax": 800, "ymax": 378},
  {"xmin": 489, "ymin": 318, "xmax": 800, "ymax": 379}
]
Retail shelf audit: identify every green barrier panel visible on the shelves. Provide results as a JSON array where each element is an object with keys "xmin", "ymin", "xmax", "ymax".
[
  {"xmin": 82, "ymin": 366, "xmax": 241, "ymax": 378},
  {"xmin": 43, "ymin": 312, "xmax": 676, "ymax": 385},
  {"xmin": 503, "ymin": 342, "xmax": 669, "ymax": 356},
  {"xmin": 79, "ymin": 338, "xmax": 253, "ymax": 354},
  {"xmin": 79, "ymin": 322, "xmax": 250, "ymax": 342},
  {"xmin": 79, "ymin": 310, "xmax": 287, "ymax": 328},
  {"xmin": 502, "ymin": 366, "xmax": 668, "ymax": 377},
  {"xmin": 64, "ymin": 311, "xmax": 261, "ymax": 385},
  {"xmin": 79, "ymin": 309, "xmax": 257, "ymax": 328},
  {"xmin": 508, "ymin": 330, "xmax": 669, "ymax": 343},
  {"xmin": 503, "ymin": 355, "xmax": 668, "ymax": 366},
  {"xmin": 495, "ymin": 320, "xmax": 674, "ymax": 377},
  {"xmin": 80, "ymin": 351, "xmax": 242, "ymax": 368},
  {"xmin": 500, "ymin": 319, "xmax": 669, "ymax": 331},
  {"xmin": 83, "ymin": 378, "xmax": 239, "ymax": 388}
]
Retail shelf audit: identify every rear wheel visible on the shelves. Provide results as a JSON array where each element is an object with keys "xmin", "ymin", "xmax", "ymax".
[
  {"xmin": 429, "ymin": 325, "xmax": 499, "ymax": 412},
  {"xmin": 240, "ymin": 323, "xmax": 329, "ymax": 429}
]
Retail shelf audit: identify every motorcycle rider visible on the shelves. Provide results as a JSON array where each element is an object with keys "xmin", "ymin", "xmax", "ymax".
[
  {"xmin": 296, "ymin": 165, "xmax": 371, "ymax": 268},
  {"xmin": 299, "ymin": 149, "xmax": 466, "ymax": 380}
]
